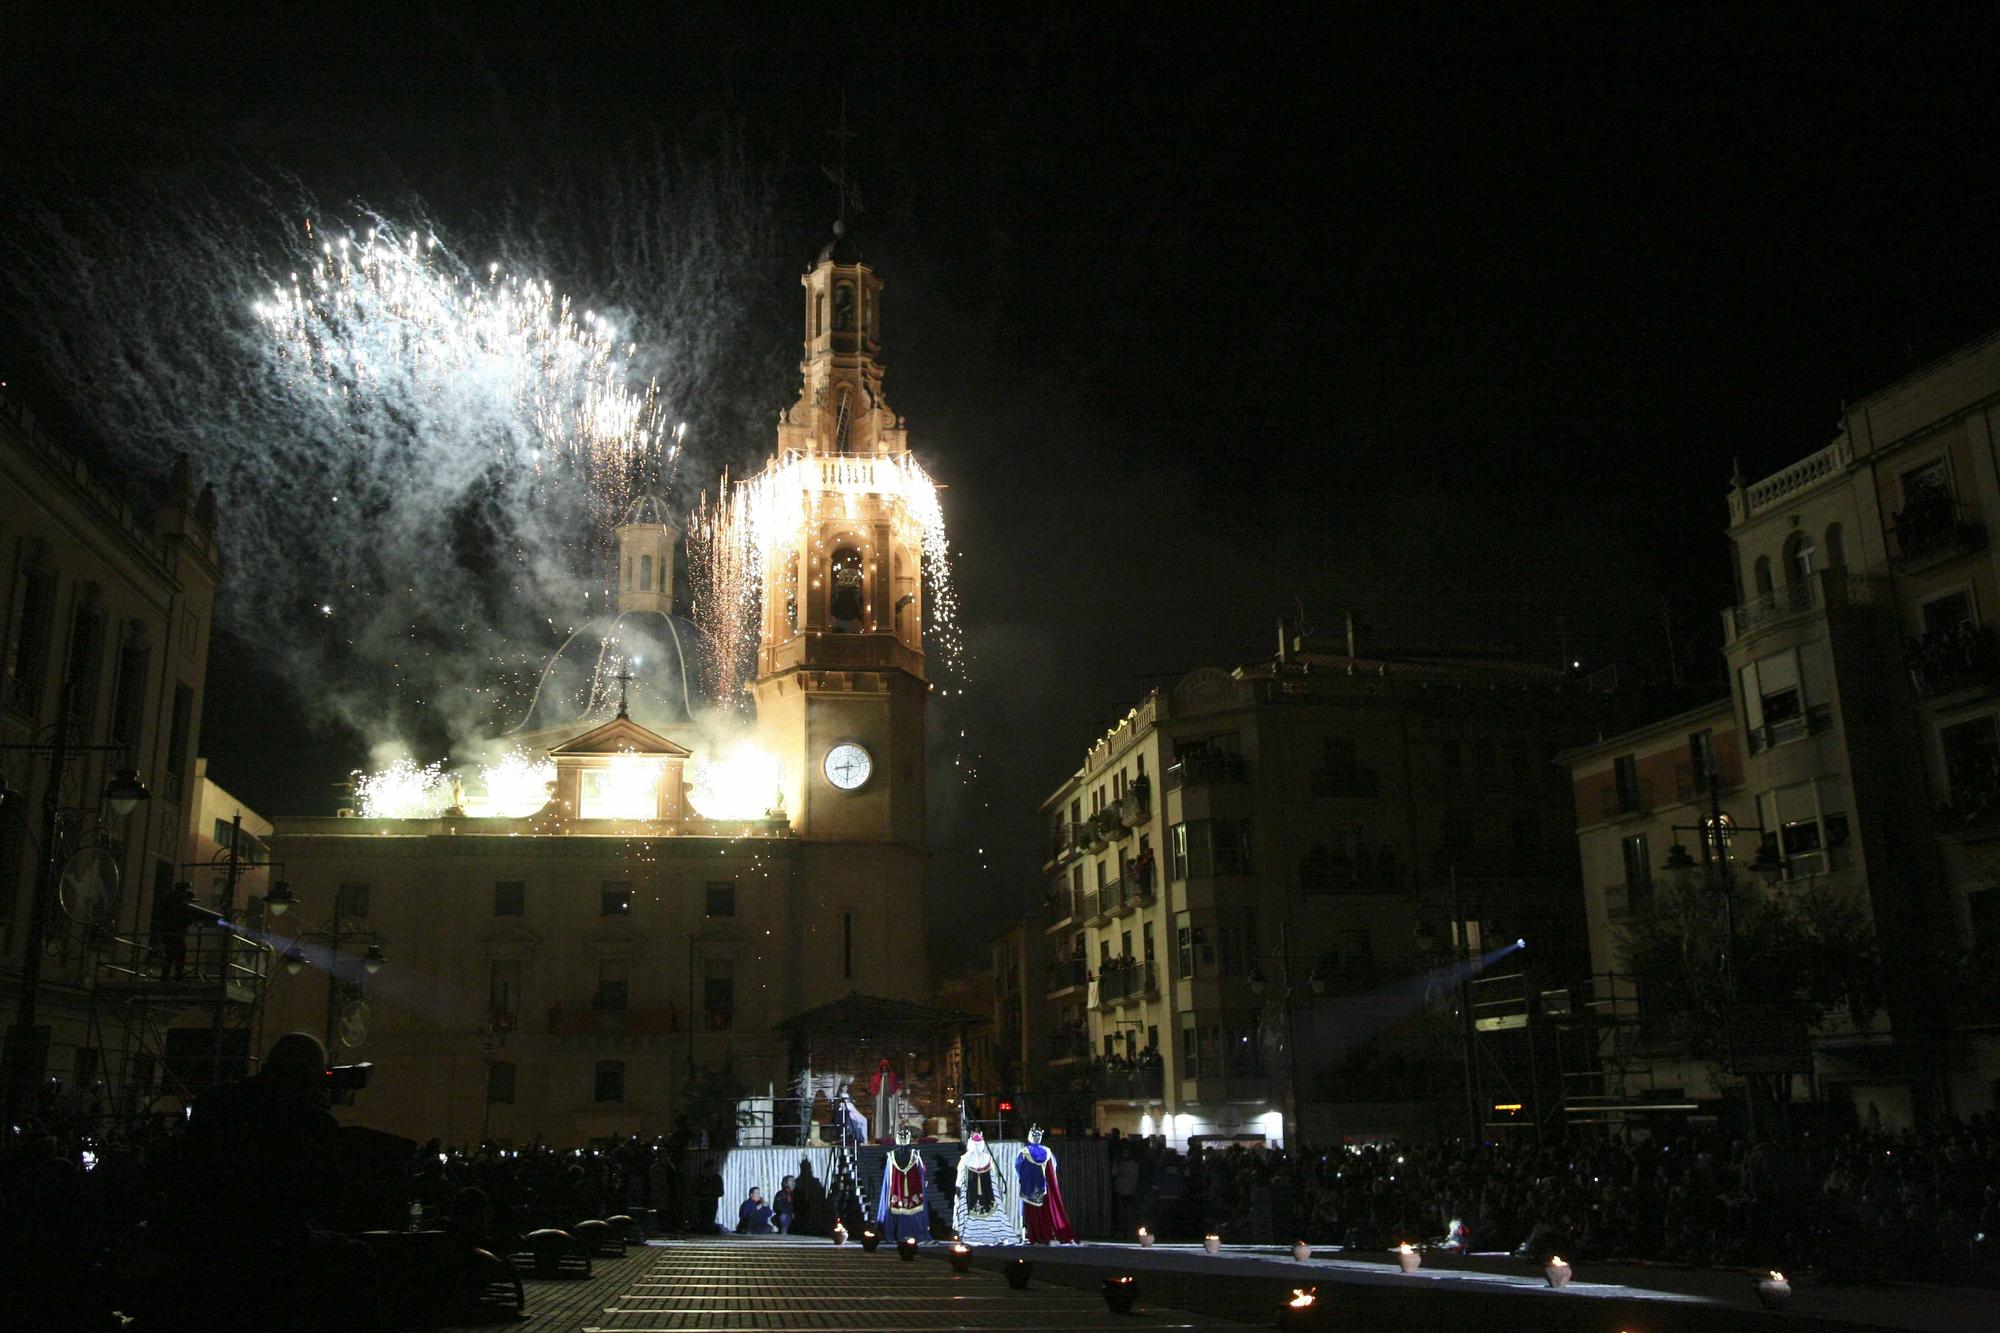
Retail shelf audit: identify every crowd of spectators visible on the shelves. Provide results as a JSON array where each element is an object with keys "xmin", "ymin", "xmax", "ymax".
[
  {"xmin": 1107, "ymin": 1114, "xmax": 2000, "ymax": 1283},
  {"xmin": 0, "ymin": 1040, "xmax": 734, "ymax": 1331},
  {"xmin": 8, "ymin": 1055, "xmax": 1999, "ymax": 1327}
]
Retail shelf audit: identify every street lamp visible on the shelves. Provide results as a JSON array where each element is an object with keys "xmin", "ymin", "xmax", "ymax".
[
  {"xmin": 263, "ymin": 885, "xmax": 389, "ymax": 1052},
  {"xmin": 104, "ymin": 769, "xmax": 151, "ymax": 818},
  {"xmin": 1659, "ymin": 749, "xmax": 1787, "ymax": 1139}
]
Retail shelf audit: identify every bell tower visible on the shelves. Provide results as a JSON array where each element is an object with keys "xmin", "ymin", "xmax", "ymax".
[{"xmin": 750, "ymin": 229, "xmax": 927, "ymax": 824}]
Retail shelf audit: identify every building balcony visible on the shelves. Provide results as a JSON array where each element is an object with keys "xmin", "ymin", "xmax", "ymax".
[
  {"xmin": 1116, "ymin": 781, "xmax": 1152, "ymax": 827},
  {"xmin": 1085, "ymin": 888, "xmax": 1110, "ymax": 924},
  {"xmin": 1164, "ymin": 752, "xmax": 1248, "ymax": 791},
  {"xmin": 1890, "ymin": 499, "xmax": 1987, "ymax": 572},
  {"xmin": 1046, "ymin": 956, "xmax": 1088, "ymax": 996},
  {"xmin": 1096, "ymin": 1064, "xmax": 1165, "ymax": 1103},
  {"xmin": 1906, "ymin": 627, "xmax": 2000, "ymax": 701},
  {"xmin": 1600, "ymin": 779, "xmax": 1653, "ymax": 819},
  {"xmin": 1730, "ymin": 579, "xmax": 1818, "ymax": 637},
  {"xmin": 761, "ymin": 628, "xmax": 925, "ymax": 680},
  {"xmin": 1044, "ymin": 888, "xmax": 1081, "ymax": 930},
  {"xmin": 1095, "ymin": 958, "xmax": 1158, "ymax": 1006},
  {"xmin": 1726, "ymin": 568, "xmax": 1883, "ymax": 645},
  {"xmin": 1744, "ymin": 702, "xmax": 1834, "ymax": 754},
  {"xmin": 1130, "ymin": 863, "xmax": 1157, "ymax": 904},
  {"xmin": 1310, "ymin": 767, "xmax": 1380, "ymax": 799},
  {"xmin": 1049, "ymin": 829, "xmax": 1076, "ymax": 865},
  {"xmin": 1103, "ymin": 875, "xmax": 1135, "ymax": 917},
  {"xmin": 1672, "ymin": 760, "xmax": 1738, "ymax": 802},
  {"xmin": 1049, "ymin": 1032, "xmax": 1091, "ymax": 1064},
  {"xmin": 1177, "ymin": 1061, "xmax": 1270, "ymax": 1103},
  {"xmin": 1094, "ymin": 808, "xmax": 1131, "ymax": 844}
]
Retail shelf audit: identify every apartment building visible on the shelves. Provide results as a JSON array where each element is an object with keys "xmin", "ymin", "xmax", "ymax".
[
  {"xmin": 1715, "ymin": 331, "xmax": 2000, "ymax": 1122},
  {"xmin": 0, "ymin": 385, "xmax": 221, "ymax": 1121},
  {"xmin": 1036, "ymin": 626, "xmax": 1586, "ymax": 1147}
]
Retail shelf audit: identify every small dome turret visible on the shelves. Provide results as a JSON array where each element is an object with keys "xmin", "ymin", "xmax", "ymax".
[{"xmin": 615, "ymin": 493, "xmax": 680, "ymax": 618}]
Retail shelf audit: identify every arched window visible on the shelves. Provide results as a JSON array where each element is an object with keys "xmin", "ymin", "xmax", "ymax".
[
  {"xmin": 1753, "ymin": 555, "xmax": 1774, "ymax": 596},
  {"xmin": 833, "ymin": 282, "xmax": 855, "ymax": 332},
  {"xmin": 893, "ymin": 551, "xmax": 913, "ymax": 640},
  {"xmin": 785, "ymin": 558, "xmax": 800, "ymax": 633},
  {"xmin": 814, "ymin": 293, "xmax": 824, "ymax": 339},
  {"xmin": 1824, "ymin": 522, "xmax": 1846, "ymax": 570},
  {"xmin": 625, "ymin": 557, "xmax": 633, "ymax": 590},
  {"xmin": 639, "ymin": 554, "xmax": 653, "ymax": 591},
  {"xmin": 829, "ymin": 546, "xmax": 865, "ymax": 632},
  {"xmin": 1783, "ymin": 531, "xmax": 1816, "ymax": 584}
]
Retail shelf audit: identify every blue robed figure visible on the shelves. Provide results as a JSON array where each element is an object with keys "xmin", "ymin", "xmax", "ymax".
[{"xmin": 1013, "ymin": 1125, "xmax": 1075, "ymax": 1243}]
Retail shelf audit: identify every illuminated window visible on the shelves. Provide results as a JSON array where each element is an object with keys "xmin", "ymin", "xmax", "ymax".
[{"xmin": 581, "ymin": 759, "xmax": 662, "ymax": 819}]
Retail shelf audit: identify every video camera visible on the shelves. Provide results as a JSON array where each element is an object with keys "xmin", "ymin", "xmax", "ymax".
[{"xmin": 324, "ymin": 1062, "xmax": 374, "ymax": 1094}]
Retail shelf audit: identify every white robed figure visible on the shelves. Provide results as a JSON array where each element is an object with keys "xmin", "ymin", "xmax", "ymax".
[{"xmin": 951, "ymin": 1132, "xmax": 1016, "ymax": 1245}]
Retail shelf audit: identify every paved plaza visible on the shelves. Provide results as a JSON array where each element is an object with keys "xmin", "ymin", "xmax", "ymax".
[
  {"xmin": 450, "ymin": 1238, "xmax": 1245, "ymax": 1333},
  {"xmin": 455, "ymin": 1236, "xmax": 2000, "ymax": 1333}
]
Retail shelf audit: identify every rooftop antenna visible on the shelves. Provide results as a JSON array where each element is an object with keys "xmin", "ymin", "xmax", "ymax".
[{"xmin": 823, "ymin": 92, "xmax": 864, "ymax": 235}]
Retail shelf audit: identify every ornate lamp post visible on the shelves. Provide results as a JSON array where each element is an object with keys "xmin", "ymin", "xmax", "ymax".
[
  {"xmin": 1658, "ymin": 747, "xmax": 1785, "ymax": 1138},
  {"xmin": 264, "ymin": 881, "xmax": 388, "ymax": 1053}
]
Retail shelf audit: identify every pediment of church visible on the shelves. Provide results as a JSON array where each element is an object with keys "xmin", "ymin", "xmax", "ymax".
[{"xmin": 549, "ymin": 715, "xmax": 691, "ymax": 759}]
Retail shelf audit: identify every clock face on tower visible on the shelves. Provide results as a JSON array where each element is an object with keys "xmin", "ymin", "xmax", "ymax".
[{"xmin": 823, "ymin": 742, "xmax": 873, "ymax": 791}]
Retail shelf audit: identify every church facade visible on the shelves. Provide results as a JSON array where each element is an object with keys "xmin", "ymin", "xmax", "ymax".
[{"xmin": 262, "ymin": 232, "xmax": 932, "ymax": 1147}]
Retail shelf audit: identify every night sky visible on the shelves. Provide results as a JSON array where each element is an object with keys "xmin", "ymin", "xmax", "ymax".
[{"xmin": 8, "ymin": 7, "xmax": 2000, "ymax": 966}]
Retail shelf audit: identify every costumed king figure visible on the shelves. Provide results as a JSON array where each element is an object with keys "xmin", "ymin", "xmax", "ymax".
[
  {"xmin": 952, "ymin": 1130, "xmax": 1015, "ymax": 1245},
  {"xmin": 875, "ymin": 1126, "xmax": 931, "ymax": 1242},
  {"xmin": 1015, "ymin": 1125, "xmax": 1076, "ymax": 1244},
  {"xmin": 870, "ymin": 1057, "xmax": 900, "ymax": 1142}
]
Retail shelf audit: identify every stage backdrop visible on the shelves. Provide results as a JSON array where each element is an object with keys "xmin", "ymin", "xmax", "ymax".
[{"xmin": 689, "ymin": 1137, "xmax": 1113, "ymax": 1238}]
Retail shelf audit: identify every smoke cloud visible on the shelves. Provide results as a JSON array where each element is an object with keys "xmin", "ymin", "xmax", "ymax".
[{"xmin": 0, "ymin": 147, "xmax": 792, "ymax": 767}]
